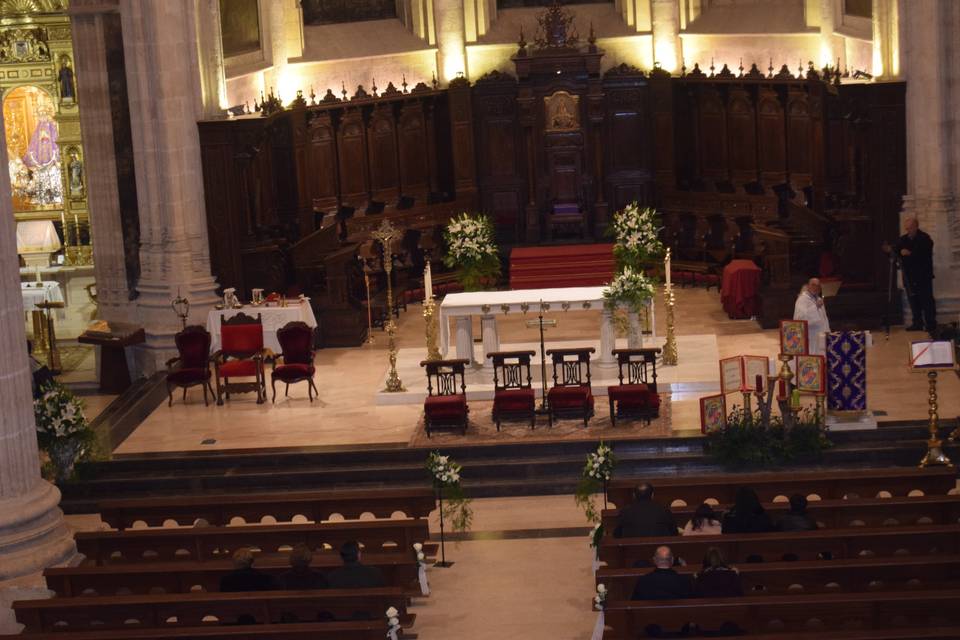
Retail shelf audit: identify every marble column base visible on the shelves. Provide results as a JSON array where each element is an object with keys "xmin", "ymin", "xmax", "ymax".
[
  {"xmin": 480, "ymin": 314, "xmax": 499, "ymax": 369},
  {"xmin": 454, "ymin": 316, "xmax": 475, "ymax": 365},
  {"xmin": 0, "ymin": 481, "xmax": 76, "ymax": 582},
  {"xmin": 598, "ymin": 308, "xmax": 616, "ymax": 369}
]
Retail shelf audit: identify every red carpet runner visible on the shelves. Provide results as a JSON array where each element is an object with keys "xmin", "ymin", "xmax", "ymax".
[{"xmin": 509, "ymin": 243, "xmax": 615, "ymax": 290}]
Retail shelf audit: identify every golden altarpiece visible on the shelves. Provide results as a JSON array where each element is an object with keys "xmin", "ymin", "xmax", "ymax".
[{"xmin": 1, "ymin": 0, "xmax": 93, "ymax": 351}]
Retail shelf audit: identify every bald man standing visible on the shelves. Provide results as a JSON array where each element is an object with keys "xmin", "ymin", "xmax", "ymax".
[
  {"xmin": 793, "ymin": 278, "xmax": 830, "ymax": 355},
  {"xmin": 894, "ymin": 217, "xmax": 936, "ymax": 334}
]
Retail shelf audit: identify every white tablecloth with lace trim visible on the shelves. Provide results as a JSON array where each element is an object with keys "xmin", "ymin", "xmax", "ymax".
[{"xmin": 207, "ymin": 303, "xmax": 317, "ymax": 353}]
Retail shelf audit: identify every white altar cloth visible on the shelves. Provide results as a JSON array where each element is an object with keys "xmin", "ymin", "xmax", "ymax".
[
  {"xmin": 21, "ymin": 281, "xmax": 65, "ymax": 318},
  {"xmin": 207, "ymin": 303, "xmax": 317, "ymax": 354},
  {"xmin": 440, "ymin": 286, "xmax": 623, "ymax": 367}
]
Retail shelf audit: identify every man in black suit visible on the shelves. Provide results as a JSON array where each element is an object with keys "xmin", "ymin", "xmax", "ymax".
[
  {"xmin": 326, "ymin": 540, "xmax": 386, "ymax": 589},
  {"xmin": 614, "ymin": 482, "xmax": 678, "ymax": 538},
  {"xmin": 631, "ymin": 546, "xmax": 694, "ymax": 600},
  {"xmin": 219, "ymin": 547, "xmax": 277, "ymax": 592},
  {"xmin": 887, "ymin": 216, "xmax": 936, "ymax": 334}
]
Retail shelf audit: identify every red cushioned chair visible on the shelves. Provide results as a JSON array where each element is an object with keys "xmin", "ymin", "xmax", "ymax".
[
  {"xmin": 545, "ymin": 347, "xmax": 595, "ymax": 428},
  {"xmin": 420, "ymin": 358, "xmax": 469, "ymax": 437},
  {"xmin": 607, "ymin": 348, "xmax": 661, "ymax": 426},
  {"xmin": 213, "ymin": 312, "xmax": 266, "ymax": 405},
  {"xmin": 271, "ymin": 321, "xmax": 318, "ymax": 403},
  {"xmin": 489, "ymin": 350, "xmax": 537, "ymax": 431},
  {"xmin": 165, "ymin": 325, "xmax": 215, "ymax": 406}
]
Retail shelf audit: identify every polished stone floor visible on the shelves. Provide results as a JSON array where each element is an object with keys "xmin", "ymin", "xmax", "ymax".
[{"xmin": 115, "ymin": 288, "xmax": 960, "ymax": 455}]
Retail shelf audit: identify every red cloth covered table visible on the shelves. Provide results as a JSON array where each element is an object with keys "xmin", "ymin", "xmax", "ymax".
[{"xmin": 721, "ymin": 259, "xmax": 761, "ymax": 319}]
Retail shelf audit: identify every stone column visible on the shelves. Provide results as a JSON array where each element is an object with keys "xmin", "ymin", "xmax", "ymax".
[
  {"xmin": 68, "ymin": 0, "xmax": 132, "ymax": 324},
  {"xmin": 195, "ymin": 0, "xmax": 228, "ymax": 117},
  {"xmin": 651, "ymin": 0, "xmax": 681, "ymax": 73},
  {"xmin": 899, "ymin": 0, "xmax": 960, "ymax": 317},
  {"xmin": 433, "ymin": 0, "xmax": 467, "ymax": 81},
  {"xmin": 819, "ymin": 0, "xmax": 838, "ymax": 67},
  {"xmin": 0, "ymin": 95, "xmax": 75, "ymax": 586},
  {"xmin": 872, "ymin": 0, "xmax": 900, "ymax": 78},
  {"xmin": 120, "ymin": 0, "xmax": 220, "ymax": 373}
]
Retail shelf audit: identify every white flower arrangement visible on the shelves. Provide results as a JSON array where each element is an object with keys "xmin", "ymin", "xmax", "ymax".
[
  {"xmin": 413, "ymin": 542, "xmax": 426, "ymax": 566},
  {"xmin": 594, "ymin": 583, "xmax": 607, "ymax": 610},
  {"xmin": 386, "ymin": 606, "xmax": 401, "ymax": 639},
  {"xmin": 425, "ymin": 451, "xmax": 473, "ymax": 533},
  {"xmin": 610, "ymin": 202, "xmax": 663, "ymax": 268},
  {"xmin": 443, "ymin": 213, "xmax": 501, "ymax": 290},
  {"xmin": 426, "ymin": 452, "xmax": 462, "ymax": 487},
  {"xmin": 603, "ymin": 265, "xmax": 656, "ymax": 312},
  {"xmin": 34, "ymin": 382, "xmax": 88, "ymax": 442},
  {"xmin": 575, "ymin": 441, "xmax": 617, "ymax": 525}
]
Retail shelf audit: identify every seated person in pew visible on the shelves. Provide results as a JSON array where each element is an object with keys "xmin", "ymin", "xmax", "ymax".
[
  {"xmin": 279, "ymin": 544, "xmax": 328, "ymax": 590},
  {"xmin": 693, "ymin": 548, "xmax": 742, "ymax": 598},
  {"xmin": 326, "ymin": 540, "xmax": 386, "ymax": 590},
  {"xmin": 631, "ymin": 546, "xmax": 694, "ymax": 601},
  {"xmin": 777, "ymin": 494, "xmax": 819, "ymax": 532},
  {"xmin": 681, "ymin": 504, "xmax": 722, "ymax": 536},
  {"xmin": 219, "ymin": 547, "xmax": 277, "ymax": 593},
  {"xmin": 615, "ymin": 482, "xmax": 679, "ymax": 538},
  {"xmin": 721, "ymin": 487, "xmax": 776, "ymax": 534}
]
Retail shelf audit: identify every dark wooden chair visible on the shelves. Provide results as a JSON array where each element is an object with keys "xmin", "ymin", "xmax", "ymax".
[
  {"xmin": 420, "ymin": 358, "xmax": 469, "ymax": 436},
  {"xmin": 165, "ymin": 325, "xmax": 215, "ymax": 406},
  {"xmin": 213, "ymin": 313, "xmax": 266, "ymax": 405},
  {"xmin": 607, "ymin": 347, "xmax": 661, "ymax": 426},
  {"xmin": 489, "ymin": 350, "xmax": 537, "ymax": 430},
  {"xmin": 545, "ymin": 347, "xmax": 595, "ymax": 427},
  {"xmin": 271, "ymin": 321, "xmax": 318, "ymax": 402}
]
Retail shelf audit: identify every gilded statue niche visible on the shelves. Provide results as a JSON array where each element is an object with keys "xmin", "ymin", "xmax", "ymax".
[{"xmin": 544, "ymin": 90, "xmax": 580, "ymax": 132}]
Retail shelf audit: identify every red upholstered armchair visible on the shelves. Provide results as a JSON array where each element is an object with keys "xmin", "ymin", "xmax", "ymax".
[
  {"xmin": 489, "ymin": 350, "xmax": 537, "ymax": 430},
  {"xmin": 213, "ymin": 312, "xmax": 266, "ymax": 405},
  {"xmin": 165, "ymin": 325, "xmax": 215, "ymax": 406},
  {"xmin": 271, "ymin": 321, "xmax": 318, "ymax": 403},
  {"xmin": 608, "ymin": 348, "xmax": 661, "ymax": 426},
  {"xmin": 546, "ymin": 347, "xmax": 595, "ymax": 428},
  {"xmin": 420, "ymin": 358, "xmax": 469, "ymax": 437}
]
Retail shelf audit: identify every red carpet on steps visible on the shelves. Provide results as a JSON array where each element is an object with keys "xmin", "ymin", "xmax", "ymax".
[{"xmin": 509, "ymin": 243, "xmax": 615, "ymax": 290}]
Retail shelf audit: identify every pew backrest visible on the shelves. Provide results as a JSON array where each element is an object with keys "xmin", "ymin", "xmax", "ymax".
[{"xmin": 16, "ymin": 621, "xmax": 388, "ymax": 640}]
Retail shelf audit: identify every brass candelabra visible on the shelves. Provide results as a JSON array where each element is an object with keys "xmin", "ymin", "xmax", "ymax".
[
  {"xmin": 372, "ymin": 220, "xmax": 405, "ymax": 392},
  {"xmin": 423, "ymin": 296, "xmax": 441, "ymax": 361},
  {"xmin": 919, "ymin": 371, "xmax": 952, "ymax": 468},
  {"xmin": 662, "ymin": 285, "xmax": 678, "ymax": 365}
]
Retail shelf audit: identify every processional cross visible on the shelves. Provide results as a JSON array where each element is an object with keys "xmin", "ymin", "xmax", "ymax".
[
  {"xmin": 371, "ymin": 220, "xmax": 405, "ymax": 392},
  {"xmin": 525, "ymin": 300, "xmax": 557, "ymax": 413}
]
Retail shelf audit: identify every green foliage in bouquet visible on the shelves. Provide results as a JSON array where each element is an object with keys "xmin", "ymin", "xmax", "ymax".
[
  {"xmin": 426, "ymin": 451, "xmax": 473, "ymax": 532},
  {"xmin": 705, "ymin": 406, "xmax": 832, "ymax": 469},
  {"xmin": 443, "ymin": 213, "xmax": 501, "ymax": 291}
]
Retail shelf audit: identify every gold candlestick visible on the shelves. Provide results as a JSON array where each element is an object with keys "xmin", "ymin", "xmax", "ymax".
[
  {"xmin": 372, "ymin": 220, "xmax": 405, "ymax": 392},
  {"xmin": 423, "ymin": 295, "xmax": 441, "ymax": 361},
  {"xmin": 919, "ymin": 371, "xmax": 952, "ymax": 467},
  {"xmin": 815, "ymin": 394, "xmax": 826, "ymax": 430},
  {"xmin": 661, "ymin": 283, "xmax": 678, "ymax": 366},
  {"xmin": 362, "ymin": 268, "xmax": 375, "ymax": 345}
]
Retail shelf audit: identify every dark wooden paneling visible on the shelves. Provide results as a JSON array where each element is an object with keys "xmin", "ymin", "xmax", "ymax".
[
  {"xmin": 756, "ymin": 86, "xmax": 786, "ymax": 184},
  {"xmin": 697, "ymin": 85, "xmax": 727, "ymax": 180},
  {"xmin": 726, "ymin": 85, "xmax": 757, "ymax": 184},
  {"xmin": 366, "ymin": 104, "xmax": 400, "ymax": 202},
  {"xmin": 786, "ymin": 87, "xmax": 812, "ymax": 185},
  {"xmin": 397, "ymin": 101, "xmax": 430, "ymax": 199},
  {"xmin": 306, "ymin": 110, "xmax": 339, "ymax": 211},
  {"xmin": 337, "ymin": 108, "xmax": 370, "ymax": 204}
]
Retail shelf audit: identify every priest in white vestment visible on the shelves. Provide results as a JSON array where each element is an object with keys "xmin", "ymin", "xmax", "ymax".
[{"xmin": 793, "ymin": 278, "xmax": 830, "ymax": 355}]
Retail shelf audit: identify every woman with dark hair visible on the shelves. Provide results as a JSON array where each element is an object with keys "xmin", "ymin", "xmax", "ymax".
[
  {"xmin": 694, "ymin": 547, "xmax": 743, "ymax": 597},
  {"xmin": 721, "ymin": 487, "xmax": 776, "ymax": 534},
  {"xmin": 681, "ymin": 503, "xmax": 722, "ymax": 536}
]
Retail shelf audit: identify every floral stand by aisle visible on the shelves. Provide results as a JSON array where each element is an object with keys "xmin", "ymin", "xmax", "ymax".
[
  {"xmin": 606, "ymin": 203, "xmax": 663, "ymax": 346},
  {"xmin": 443, "ymin": 212, "xmax": 501, "ymax": 291},
  {"xmin": 34, "ymin": 381, "xmax": 95, "ymax": 482},
  {"xmin": 426, "ymin": 451, "xmax": 473, "ymax": 567}
]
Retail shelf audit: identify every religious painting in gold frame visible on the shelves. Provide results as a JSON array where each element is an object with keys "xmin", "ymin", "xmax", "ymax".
[{"xmin": 544, "ymin": 90, "xmax": 579, "ymax": 132}]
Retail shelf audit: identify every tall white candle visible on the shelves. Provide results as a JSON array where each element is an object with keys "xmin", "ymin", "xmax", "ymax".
[
  {"xmin": 665, "ymin": 249, "xmax": 671, "ymax": 288},
  {"xmin": 424, "ymin": 261, "xmax": 433, "ymax": 300}
]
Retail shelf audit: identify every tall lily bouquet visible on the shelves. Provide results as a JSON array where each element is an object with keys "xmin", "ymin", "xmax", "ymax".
[
  {"xmin": 443, "ymin": 213, "xmax": 501, "ymax": 291},
  {"xmin": 610, "ymin": 202, "xmax": 663, "ymax": 269},
  {"xmin": 575, "ymin": 442, "xmax": 616, "ymax": 525},
  {"xmin": 34, "ymin": 381, "xmax": 95, "ymax": 481},
  {"xmin": 603, "ymin": 265, "xmax": 656, "ymax": 312},
  {"xmin": 426, "ymin": 451, "xmax": 473, "ymax": 532}
]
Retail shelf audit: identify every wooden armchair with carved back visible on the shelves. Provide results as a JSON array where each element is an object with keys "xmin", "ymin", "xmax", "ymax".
[
  {"xmin": 545, "ymin": 347, "xmax": 595, "ymax": 428},
  {"xmin": 607, "ymin": 348, "xmax": 661, "ymax": 426},
  {"xmin": 489, "ymin": 350, "xmax": 537, "ymax": 431},
  {"xmin": 420, "ymin": 358, "xmax": 470, "ymax": 437}
]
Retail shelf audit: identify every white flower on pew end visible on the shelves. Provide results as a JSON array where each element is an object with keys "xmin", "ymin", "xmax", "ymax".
[
  {"xmin": 389, "ymin": 616, "xmax": 400, "ymax": 626},
  {"xmin": 386, "ymin": 606, "xmax": 399, "ymax": 618},
  {"xmin": 413, "ymin": 542, "xmax": 423, "ymax": 552}
]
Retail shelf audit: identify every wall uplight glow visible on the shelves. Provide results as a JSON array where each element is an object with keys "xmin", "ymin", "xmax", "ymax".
[{"xmin": 654, "ymin": 36, "xmax": 679, "ymax": 73}]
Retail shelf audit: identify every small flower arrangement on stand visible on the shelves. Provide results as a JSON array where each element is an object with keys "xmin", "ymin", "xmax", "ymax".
[
  {"xmin": 609, "ymin": 202, "xmax": 663, "ymax": 269},
  {"xmin": 426, "ymin": 451, "xmax": 473, "ymax": 567},
  {"xmin": 603, "ymin": 266, "xmax": 656, "ymax": 312},
  {"xmin": 34, "ymin": 381, "xmax": 95, "ymax": 482},
  {"xmin": 443, "ymin": 212, "xmax": 501, "ymax": 291},
  {"xmin": 575, "ymin": 441, "xmax": 616, "ymax": 528}
]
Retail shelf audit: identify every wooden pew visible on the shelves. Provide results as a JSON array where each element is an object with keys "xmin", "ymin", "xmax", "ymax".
[
  {"xmin": 13, "ymin": 588, "xmax": 410, "ymax": 634},
  {"xmin": 600, "ymin": 494, "xmax": 960, "ymax": 533},
  {"xmin": 599, "ymin": 523, "xmax": 960, "ymax": 568},
  {"xmin": 607, "ymin": 468, "xmax": 958, "ymax": 509},
  {"xmin": 76, "ymin": 519, "xmax": 432, "ymax": 565},
  {"xmin": 596, "ymin": 555, "xmax": 960, "ymax": 600},
  {"xmin": 737, "ymin": 629, "xmax": 960, "ymax": 640},
  {"xmin": 97, "ymin": 487, "xmax": 436, "ymax": 529},
  {"xmin": 18, "ymin": 621, "xmax": 387, "ymax": 639},
  {"xmin": 601, "ymin": 589, "xmax": 960, "ymax": 639},
  {"xmin": 46, "ymin": 552, "xmax": 420, "ymax": 597}
]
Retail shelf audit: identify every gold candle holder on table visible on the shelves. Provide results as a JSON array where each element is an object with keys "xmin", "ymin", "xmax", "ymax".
[
  {"xmin": 919, "ymin": 371, "xmax": 952, "ymax": 468},
  {"xmin": 423, "ymin": 296, "xmax": 441, "ymax": 361},
  {"xmin": 661, "ymin": 249, "xmax": 678, "ymax": 366},
  {"xmin": 372, "ymin": 220, "xmax": 405, "ymax": 392}
]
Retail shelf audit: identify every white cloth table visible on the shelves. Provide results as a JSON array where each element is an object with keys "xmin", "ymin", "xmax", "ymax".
[
  {"xmin": 21, "ymin": 281, "xmax": 65, "ymax": 318},
  {"xmin": 207, "ymin": 303, "xmax": 317, "ymax": 354},
  {"xmin": 439, "ymin": 287, "xmax": 623, "ymax": 368}
]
